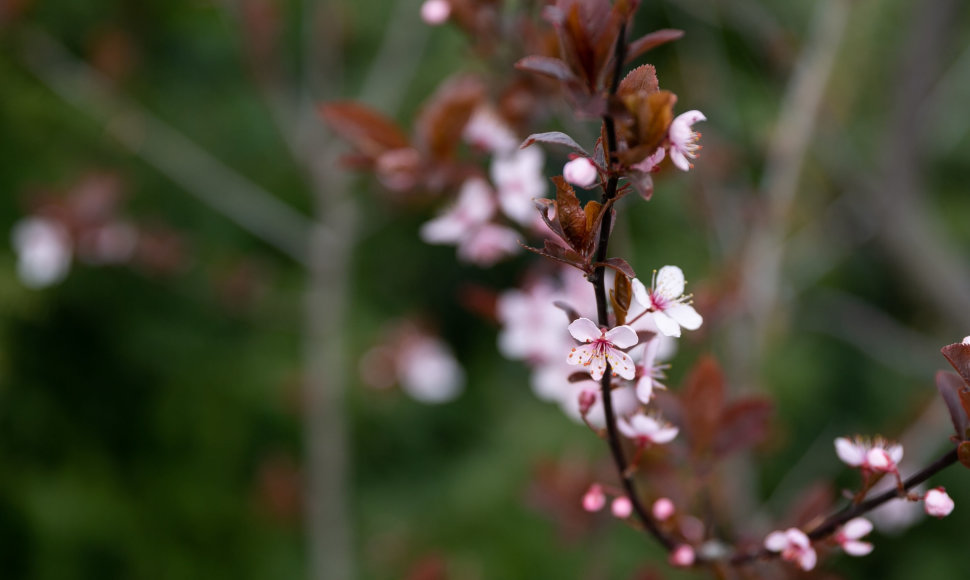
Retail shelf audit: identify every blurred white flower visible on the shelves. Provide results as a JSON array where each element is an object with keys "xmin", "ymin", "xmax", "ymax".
[
  {"xmin": 835, "ymin": 518, "xmax": 874, "ymax": 556},
  {"xmin": 764, "ymin": 528, "xmax": 816, "ymax": 571},
  {"xmin": 11, "ymin": 217, "xmax": 72, "ymax": 289},
  {"xmin": 490, "ymin": 146, "xmax": 547, "ymax": 225}
]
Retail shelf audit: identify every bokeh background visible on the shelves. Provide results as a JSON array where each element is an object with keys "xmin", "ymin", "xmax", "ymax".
[{"xmin": 1, "ymin": 0, "xmax": 969, "ymax": 578}]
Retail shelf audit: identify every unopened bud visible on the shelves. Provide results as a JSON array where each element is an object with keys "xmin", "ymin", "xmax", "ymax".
[
  {"xmin": 578, "ymin": 389, "xmax": 597, "ymax": 416},
  {"xmin": 611, "ymin": 496, "xmax": 633, "ymax": 518},
  {"xmin": 669, "ymin": 544, "xmax": 695, "ymax": 567},
  {"xmin": 563, "ymin": 157, "xmax": 598, "ymax": 188},
  {"xmin": 652, "ymin": 497, "xmax": 675, "ymax": 521},
  {"xmin": 924, "ymin": 487, "xmax": 955, "ymax": 518},
  {"xmin": 582, "ymin": 484, "xmax": 605, "ymax": 512},
  {"xmin": 420, "ymin": 0, "xmax": 451, "ymax": 25}
]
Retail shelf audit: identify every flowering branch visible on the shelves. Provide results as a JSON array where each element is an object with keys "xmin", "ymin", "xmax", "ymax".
[{"xmin": 589, "ymin": 22, "xmax": 677, "ymax": 554}]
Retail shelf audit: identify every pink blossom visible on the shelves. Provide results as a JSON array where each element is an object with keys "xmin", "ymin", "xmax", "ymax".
[
  {"xmin": 563, "ymin": 157, "xmax": 598, "ymax": 188},
  {"xmin": 669, "ymin": 545, "xmax": 695, "ymax": 567},
  {"xmin": 582, "ymin": 484, "xmax": 606, "ymax": 512},
  {"xmin": 490, "ymin": 146, "xmax": 547, "ymax": 225},
  {"xmin": 617, "ymin": 412, "xmax": 679, "ymax": 447},
  {"xmin": 835, "ymin": 518, "xmax": 874, "ymax": 556},
  {"xmin": 577, "ymin": 388, "xmax": 597, "ymax": 416},
  {"xmin": 652, "ymin": 497, "xmax": 675, "ymax": 521},
  {"xmin": 667, "ymin": 110, "xmax": 705, "ymax": 171},
  {"xmin": 629, "ymin": 334, "xmax": 668, "ymax": 404},
  {"xmin": 463, "ymin": 106, "xmax": 518, "ymax": 155},
  {"xmin": 764, "ymin": 528, "xmax": 817, "ymax": 571},
  {"xmin": 420, "ymin": 178, "xmax": 519, "ymax": 266},
  {"xmin": 963, "ymin": 336, "xmax": 970, "ymax": 345},
  {"xmin": 924, "ymin": 487, "xmax": 955, "ymax": 518},
  {"xmin": 611, "ymin": 496, "xmax": 633, "ymax": 518},
  {"xmin": 566, "ymin": 318, "xmax": 638, "ymax": 381},
  {"xmin": 631, "ymin": 266, "xmax": 703, "ymax": 338},
  {"xmin": 420, "ymin": 0, "xmax": 451, "ymax": 25},
  {"xmin": 835, "ymin": 436, "xmax": 903, "ymax": 474}
]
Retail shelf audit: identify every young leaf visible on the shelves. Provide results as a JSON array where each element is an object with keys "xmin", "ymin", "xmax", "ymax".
[
  {"xmin": 515, "ymin": 56, "xmax": 578, "ymax": 83},
  {"xmin": 935, "ymin": 371, "xmax": 970, "ymax": 440},
  {"xmin": 959, "ymin": 441, "xmax": 970, "ymax": 469},
  {"xmin": 595, "ymin": 257, "xmax": 636, "ymax": 279},
  {"xmin": 415, "ymin": 75, "xmax": 484, "ymax": 160},
  {"xmin": 318, "ymin": 102, "xmax": 410, "ymax": 158},
  {"xmin": 583, "ymin": 200, "xmax": 601, "ymax": 234},
  {"xmin": 552, "ymin": 176, "xmax": 587, "ymax": 251},
  {"xmin": 682, "ymin": 356, "xmax": 726, "ymax": 456},
  {"xmin": 714, "ymin": 398, "xmax": 774, "ymax": 456},
  {"xmin": 625, "ymin": 29, "xmax": 685, "ymax": 64},
  {"xmin": 611, "ymin": 273, "xmax": 632, "ymax": 325},
  {"xmin": 520, "ymin": 131, "xmax": 589, "ymax": 156},
  {"xmin": 553, "ymin": 300, "xmax": 582, "ymax": 323},
  {"xmin": 941, "ymin": 341, "xmax": 970, "ymax": 388},
  {"xmin": 625, "ymin": 169, "xmax": 654, "ymax": 201},
  {"xmin": 618, "ymin": 64, "xmax": 659, "ymax": 97}
]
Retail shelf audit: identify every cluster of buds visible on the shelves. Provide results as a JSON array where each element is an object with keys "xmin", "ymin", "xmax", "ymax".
[{"xmin": 581, "ymin": 483, "xmax": 635, "ymax": 519}]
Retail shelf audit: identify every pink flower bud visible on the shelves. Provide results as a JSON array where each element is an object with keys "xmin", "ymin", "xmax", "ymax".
[
  {"xmin": 611, "ymin": 496, "xmax": 633, "ymax": 518},
  {"xmin": 582, "ymin": 484, "xmax": 606, "ymax": 512},
  {"xmin": 669, "ymin": 544, "xmax": 695, "ymax": 567},
  {"xmin": 420, "ymin": 0, "xmax": 450, "ymax": 25},
  {"xmin": 652, "ymin": 497, "xmax": 675, "ymax": 521},
  {"xmin": 563, "ymin": 157, "xmax": 598, "ymax": 188},
  {"xmin": 924, "ymin": 487, "xmax": 955, "ymax": 518},
  {"xmin": 577, "ymin": 389, "xmax": 597, "ymax": 416}
]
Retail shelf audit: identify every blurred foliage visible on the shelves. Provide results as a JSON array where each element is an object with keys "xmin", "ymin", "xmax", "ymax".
[{"xmin": 1, "ymin": 0, "xmax": 969, "ymax": 579}]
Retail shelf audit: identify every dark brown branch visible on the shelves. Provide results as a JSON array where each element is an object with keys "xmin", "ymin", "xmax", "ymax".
[{"xmin": 591, "ymin": 22, "xmax": 677, "ymax": 554}]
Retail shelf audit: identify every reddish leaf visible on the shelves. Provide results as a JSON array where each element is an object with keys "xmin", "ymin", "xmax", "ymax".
[
  {"xmin": 959, "ymin": 441, "xmax": 970, "ymax": 469},
  {"xmin": 553, "ymin": 176, "xmax": 587, "ymax": 251},
  {"xmin": 318, "ymin": 102, "xmax": 409, "ymax": 158},
  {"xmin": 714, "ymin": 398, "xmax": 774, "ymax": 456},
  {"xmin": 581, "ymin": 197, "xmax": 615, "ymax": 255},
  {"xmin": 583, "ymin": 200, "xmax": 601, "ymax": 233},
  {"xmin": 935, "ymin": 371, "xmax": 970, "ymax": 440},
  {"xmin": 596, "ymin": 257, "xmax": 635, "ymax": 279},
  {"xmin": 515, "ymin": 55, "xmax": 578, "ymax": 83},
  {"xmin": 635, "ymin": 330, "xmax": 656, "ymax": 344},
  {"xmin": 521, "ymin": 131, "xmax": 589, "ymax": 156},
  {"xmin": 682, "ymin": 356, "xmax": 726, "ymax": 455},
  {"xmin": 533, "ymin": 198, "xmax": 564, "ymax": 240},
  {"xmin": 568, "ymin": 371, "xmax": 595, "ymax": 383},
  {"xmin": 625, "ymin": 169, "xmax": 654, "ymax": 201},
  {"xmin": 941, "ymin": 341, "xmax": 970, "ymax": 388},
  {"xmin": 611, "ymin": 272, "xmax": 632, "ymax": 325},
  {"xmin": 521, "ymin": 239, "xmax": 586, "ymax": 271},
  {"xmin": 625, "ymin": 29, "xmax": 685, "ymax": 63},
  {"xmin": 415, "ymin": 76, "xmax": 484, "ymax": 160},
  {"xmin": 618, "ymin": 64, "xmax": 659, "ymax": 97}
]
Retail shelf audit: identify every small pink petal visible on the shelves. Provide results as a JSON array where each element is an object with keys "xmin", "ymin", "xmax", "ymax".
[
  {"xmin": 563, "ymin": 157, "xmax": 598, "ymax": 188},
  {"xmin": 764, "ymin": 531, "xmax": 788, "ymax": 552},
  {"xmin": 568, "ymin": 318, "xmax": 601, "ymax": 342},
  {"xmin": 842, "ymin": 540, "xmax": 873, "ymax": 556},
  {"xmin": 842, "ymin": 518, "xmax": 873, "ymax": 540},
  {"xmin": 798, "ymin": 548, "xmax": 817, "ymax": 571},
  {"xmin": 582, "ymin": 484, "xmax": 605, "ymax": 512},
  {"xmin": 835, "ymin": 437, "xmax": 865, "ymax": 466},
  {"xmin": 604, "ymin": 325, "xmax": 638, "ymax": 349}
]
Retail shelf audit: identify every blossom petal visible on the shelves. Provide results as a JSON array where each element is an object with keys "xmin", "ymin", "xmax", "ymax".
[
  {"xmin": 764, "ymin": 531, "xmax": 788, "ymax": 552},
  {"xmin": 605, "ymin": 325, "xmax": 638, "ymax": 349},
  {"xmin": 674, "ymin": 109, "xmax": 706, "ymax": 127},
  {"xmin": 652, "ymin": 311, "xmax": 682, "ymax": 338},
  {"xmin": 606, "ymin": 349, "xmax": 637, "ymax": 380},
  {"xmin": 652, "ymin": 425, "xmax": 679, "ymax": 444},
  {"xmin": 842, "ymin": 541, "xmax": 873, "ymax": 556},
  {"xmin": 842, "ymin": 518, "xmax": 873, "ymax": 540},
  {"xmin": 798, "ymin": 548, "xmax": 817, "ymax": 571},
  {"xmin": 567, "ymin": 344, "xmax": 597, "ymax": 367},
  {"xmin": 669, "ymin": 148, "xmax": 690, "ymax": 172},
  {"xmin": 835, "ymin": 437, "xmax": 865, "ymax": 466},
  {"xmin": 887, "ymin": 444, "xmax": 904, "ymax": 465},
  {"xmin": 666, "ymin": 303, "xmax": 702, "ymax": 331},
  {"xmin": 587, "ymin": 354, "xmax": 608, "ymax": 381},
  {"xmin": 655, "ymin": 266, "xmax": 686, "ymax": 300},
  {"xmin": 617, "ymin": 417, "xmax": 636, "ymax": 439},
  {"xmin": 631, "ymin": 278, "xmax": 651, "ymax": 309},
  {"xmin": 636, "ymin": 375, "xmax": 654, "ymax": 404},
  {"xmin": 568, "ymin": 318, "xmax": 602, "ymax": 342}
]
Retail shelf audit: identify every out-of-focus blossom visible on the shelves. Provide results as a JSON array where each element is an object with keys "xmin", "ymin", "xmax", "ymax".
[
  {"xmin": 667, "ymin": 110, "xmax": 705, "ymax": 171},
  {"xmin": 497, "ymin": 280, "xmax": 569, "ymax": 364},
  {"xmin": 611, "ymin": 496, "xmax": 633, "ymax": 518},
  {"xmin": 463, "ymin": 105, "xmax": 518, "ymax": 155},
  {"xmin": 764, "ymin": 528, "xmax": 817, "ymax": 571},
  {"xmin": 962, "ymin": 336, "xmax": 970, "ymax": 345},
  {"xmin": 360, "ymin": 322, "xmax": 464, "ymax": 404},
  {"xmin": 581, "ymin": 384, "xmax": 638, "ymax": 429},
  {"xmin": 420, "ymin": 177, "xmax": 519, "ymax": 266},
  {"xmin": 669, "ymin": 545, "xmax": 695, "ymax": 567},
  {"xmin": 629, "ymin": 333, "xmax": 668, "ymax": 404},
  {"xmin": 490, "ymin": 146, "xmax": 547, "ymax": 225},
  {"xmin": 420, "ymin": 0, "xmax": 451, "ymax": 25},
  {"xmin": 835, "ymin": 436, "xmax": 903, "ymax": 474},
  {"xmin": 631, "ymin": 266, "xmax": 703, "ymax": 338},
  {"xmin": 375, "ymin": 147, "xmax": 422, "ymax": 191},
  {"xmin": 77, "ymin": 221, "xmax": 138, "ymax": 265},
  {"xmin": 398, "ymin": 335, "xmax": 465, "ymax": 403},
  {"xmin": 835, "ymin": 518, "xmax": 874, "ymax": 556},
  {"xmin": 617, "ymin": 412, "xmax": 678, "ymax": 447},
  {"xmin": 582, "ymin": 484, "xmax": 605, "ymax": 512},
  {"xmin": 11, "ymin": 216, "xmax": 72, "ymax": 288},
  {"xmin": 924, "ymin": 487, "xmax": 954, "ymax": 518},
  {"xmin": 652, "ymin": 497, "xmax": 675, "ymax": 521},
  {"xmin": 562, "ymin": 157, "xmax": 598, "ymax": 188},
  {"xmin": 566, "ymin": 318, "xmax": 638, "ymax": 381}
]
